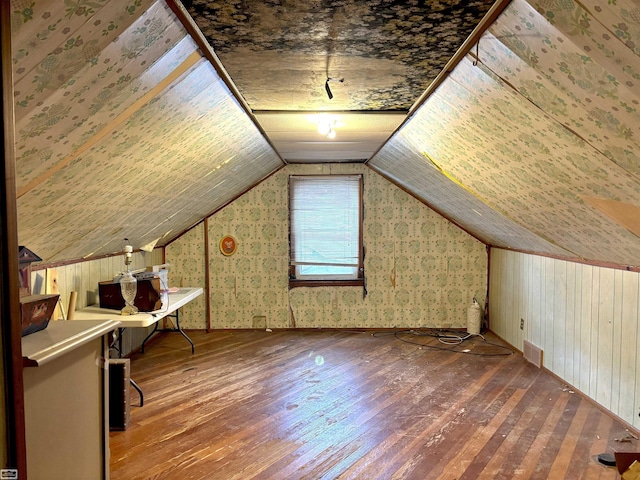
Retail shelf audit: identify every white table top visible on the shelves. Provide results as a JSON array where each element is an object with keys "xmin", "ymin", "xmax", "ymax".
[
  {"xmin": 73, "ymin": 287, "xmax": 203, "ymax": 328},
  {"xmin": 22, "ymin": 319, "xmax": 121, "ymax": 367}
]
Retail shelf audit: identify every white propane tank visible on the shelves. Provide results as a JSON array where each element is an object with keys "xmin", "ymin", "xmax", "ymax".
[{"xmin": 467, "ymin": 297, "xmax": 482, "ymax": 335}]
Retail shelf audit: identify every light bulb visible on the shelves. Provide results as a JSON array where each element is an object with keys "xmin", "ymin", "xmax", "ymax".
[{"xmin": 317, "ymin": 122, "xmax": 331, "ymax": 136}]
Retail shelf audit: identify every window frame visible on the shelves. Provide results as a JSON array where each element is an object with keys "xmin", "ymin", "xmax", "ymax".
[{"xmin": 288, "ymin": 174, "xmax": 364, "ymax": 288}]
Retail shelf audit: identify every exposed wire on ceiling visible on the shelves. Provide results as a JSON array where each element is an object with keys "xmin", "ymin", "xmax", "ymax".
[
  {"xmin": 325, "ymin": 77, "xmax": 344, "ymax": 100},
  {"xmin": 472, "ymin": 40, "xmax": 479, "ymax": 66}
]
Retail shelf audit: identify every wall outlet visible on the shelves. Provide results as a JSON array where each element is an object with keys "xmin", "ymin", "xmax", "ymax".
[{"xmin": 520, "ymin": 318, "xmax": 524, "ymax": 330}]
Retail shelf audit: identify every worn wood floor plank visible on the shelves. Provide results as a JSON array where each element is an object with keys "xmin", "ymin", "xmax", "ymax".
[{"xmin": 109, "ymin": 330, "xmax": 637, "ymax": 479}]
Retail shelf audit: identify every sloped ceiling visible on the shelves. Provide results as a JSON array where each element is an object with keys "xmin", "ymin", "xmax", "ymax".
[
  {"xmin": 9, "ymin": 0, "xmax": 640, "ymax": 268},
  {"xmin": 11, "ymin": 0, "xmax": 284, "ymax": 262},
  {"xmin": 181, "ymin": 0, "xmax": 497, "ymax": 162},
  {"xmin": 370, "ymin": 0, "xmax": 640, "ymax": 266}
]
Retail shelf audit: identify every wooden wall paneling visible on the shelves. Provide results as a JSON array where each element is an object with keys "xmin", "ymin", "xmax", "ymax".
[
  {"xmin": 595, "ymin": 267, "xmax": 615, "ymax": 410},
  {"xmin": 531, "ymin": 254, "xmax": 543, "ymax": 349},
  {"xmin": 82, "ymin": 260, "xmax": 95, "ymax": 308},
  {"xmin": 524, "ymin": 252, "xmax": 531, "ymax": 346},
  {"xmin": 620, "ymin": 270, "xmax": 639, "ymax": 423},
  {"xmin": 521, "ymin": 252, "xmax": 529, "ymax": 344},
  {"xmin": 59, "ymin": 263, "xmax": 72, "ymax": 318},
  {"xmin": 110, "ymin": 255, "xmax": 121, "ymax": 279},
  {"xmin": 92, "ymin": 258, "xmax": 105, "ymax": 305},
  {"xmin": 99, "ymin": 257, "xmax": 111, "ymax": 288},
  {"xmin": 509, "ymin": 250, "xmax": 516, "ymax": 343},
  {"xmin": 592, "ymin": 267, "xmax": 602, "ymax": 400},
  {"xmin": 112, "ymin": 255, "xmax": 121, "ymax": 273},
  {"xmin": 500, "ymin": 252, "xmax": 509, "ymax": 340},
  {"xmin": 504, "ymin": 250, "xmax": 514, "ymax": 343},
  {"xmin": 67, "ymin": 262, "xmax": 81, "ymax": 315},
  {"xmin": 87, "ymin": 260, "xmax": 96, "ymax": 307},
  {"xmin": 55, "ymin": 266, "xmax": 67, "ymax": 319},
  {"xmin": 579, "ymin": 264, "xmax": 593, "ymax": 395},
  {"xmin": 535, "ymin": 255, "xmax": 544, "ymax": 362},
  {"xmin": 610, "ymin": 269, "xmax": 624, "ymax": 417},
  {"xmin": 587, "ymin": 265, "xmax": 599, "ymax": 399},
  {"xmin": 564, "ymin": 261, "xmax": 576, "ymax": 387},
  {"xmin": 508, "ymin": 249, "xmax": 516, "ymax": 341},
  {"xmin": 45, "ymin": 268, "xmax": 61, "ymax": 320},
  {"xmin": 553, "ymin": 259, "xmax": 567, "ymax": 379},
  {"xmin": 509, "ymin": 250, "xmax": 518, "ymax": 344},
  {"xmin": 516, "ymin": 249, "xmax": 524, "ymax": 349},
  {"xmin": 571, "ymin": 262, "xmax": 582, "ymax": 389},
  {"xmin": 541, "ymin": 257, "xmax": 554, "ymax": 369},
  {"xmin": 634, "ymin": 273, "xmax": 640, "ymax": 429},
  {"xmin": 489, "ymin": 249, "xmax": 640, "ymax": 428}
]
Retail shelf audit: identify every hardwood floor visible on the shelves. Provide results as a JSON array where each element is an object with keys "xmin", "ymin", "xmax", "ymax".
[{"xmin": 110, "ymin": 329, "xmax": 638, "ymax": 479}]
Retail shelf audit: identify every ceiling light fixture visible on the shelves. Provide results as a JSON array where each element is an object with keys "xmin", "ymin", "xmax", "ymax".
[
  {"xmin": 317, "ymin": 120, "xmax": 332, "ymax": 136},
  {"xmin": 317, "ymin": 117, "xmax": 338, "ymax": 139},
  {"xmin": 324, "ymin": 77, "xmax": 344, "ymax": 100},
  {"xmin": 311, "ymin": 113, "xmax": 343, "ymax": 139}
]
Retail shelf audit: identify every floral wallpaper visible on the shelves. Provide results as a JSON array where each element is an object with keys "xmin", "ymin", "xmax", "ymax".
[
  {"xmin": 181, "ymin": 0, "xmax": 495, "ymax": 111},
  {"xmin": 370, "ymin": 0, "xmax": 640, "ymax": 267},
  {"xmin": 166, "ymin": 164, "xmax": 488, "ymax": 329},
  {"xmin": 164, "ymin": 223, "xmax": 208, "ymax": 330}
]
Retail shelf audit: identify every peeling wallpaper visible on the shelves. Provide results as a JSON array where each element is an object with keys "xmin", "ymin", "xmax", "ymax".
[{"xmin": 167, "ymin": 164, "xmax": 488, "ymax": 329}]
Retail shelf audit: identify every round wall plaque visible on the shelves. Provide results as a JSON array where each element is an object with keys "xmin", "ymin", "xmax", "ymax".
[{"xmin": 219, "ymin": 235, "xmax": 237, "ymax": 256}]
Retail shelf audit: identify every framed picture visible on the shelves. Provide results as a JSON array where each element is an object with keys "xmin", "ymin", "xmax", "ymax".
[{"xmin": 219, "ymin": 235, "xmax": 237, "ymax": 256}]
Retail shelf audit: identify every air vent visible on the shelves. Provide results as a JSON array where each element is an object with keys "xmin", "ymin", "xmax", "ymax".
[{"xmin": 523, "ymin": 340, "xmax": 543, "ymax": 368}]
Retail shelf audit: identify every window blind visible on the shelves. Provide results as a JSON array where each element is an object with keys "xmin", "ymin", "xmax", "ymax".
[{"xmin": 290, "ymin": 175, "xmax": 362, "ymax": 280}]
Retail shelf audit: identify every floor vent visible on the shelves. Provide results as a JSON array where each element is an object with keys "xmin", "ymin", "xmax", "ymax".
[{"xmin": 523, "ymin": 340, "xmax": 543, "ymax": 368}]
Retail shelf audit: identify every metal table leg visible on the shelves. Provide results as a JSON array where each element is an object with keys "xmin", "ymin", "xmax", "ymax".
[
  {"xmin": 141, "ymin": 309, "xmax": 195, "ymax": 354},
  {"xmin": 111, "ymin": 326, "xmax": 145, "ymax": 407},
  {"xmin": 173, "ymin": 309, "xmax": 195, "ymax": 354},
  {"xmin": 130, "ymin": 378, "xmax": 144, "ymax": 407},
  {"xmin": 140, "ymin": 322, "xmax": 159, "ymax": 354}
]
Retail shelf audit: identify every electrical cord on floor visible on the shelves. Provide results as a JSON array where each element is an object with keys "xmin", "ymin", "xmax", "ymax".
[{"xmin": 372, "ymin": 329, "xmax": 513, "ymax": 356}]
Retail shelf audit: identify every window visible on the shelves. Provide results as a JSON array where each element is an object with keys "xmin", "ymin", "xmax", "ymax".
[{"xmin": 289, "ymin": 175, "xmax": 363, "ymax": 287}]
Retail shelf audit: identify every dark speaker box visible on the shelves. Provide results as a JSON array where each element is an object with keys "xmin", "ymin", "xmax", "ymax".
[
  {"xmin": 109, "ymin": 359, "xmax": 130, "ymax": 431},
  {"xmin": 98, "ymin": 277, "xmax": 162, "ymax": 312}
]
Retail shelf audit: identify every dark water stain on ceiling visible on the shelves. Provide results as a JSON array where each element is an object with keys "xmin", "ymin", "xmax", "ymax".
[{"xmin": 182, "ymin": 0, "xmax": 495, "ymax": 111}]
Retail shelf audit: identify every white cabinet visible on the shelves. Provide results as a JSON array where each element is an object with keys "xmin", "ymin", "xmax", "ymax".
[{"xmin": 22, "ymin": 320, "xmax": 120, "ymax": 480}]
